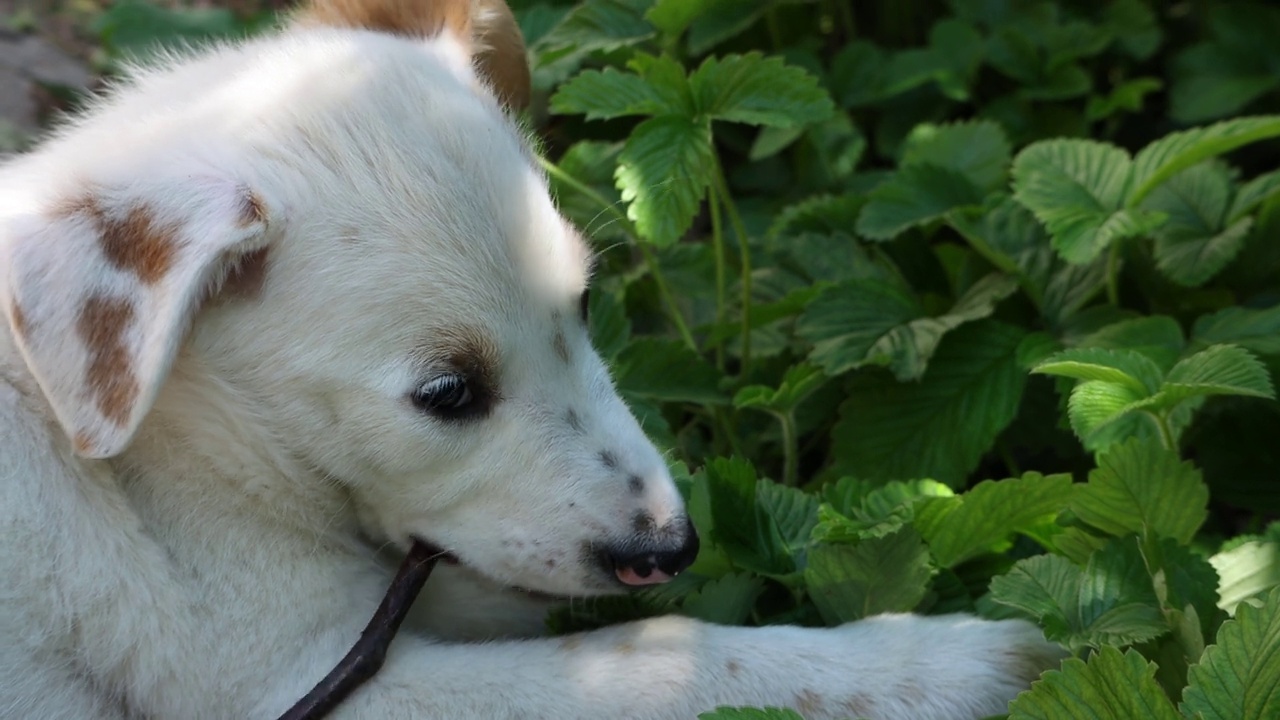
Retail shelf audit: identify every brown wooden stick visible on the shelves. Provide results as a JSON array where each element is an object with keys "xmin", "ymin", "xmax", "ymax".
[{"xmin": 276, "ymin": 540, "xmax": 441, "ymax": 720}]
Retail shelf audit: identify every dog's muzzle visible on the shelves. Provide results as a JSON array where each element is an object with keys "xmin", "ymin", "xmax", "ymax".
[{"xmin": 604, "ymin": 517, "xmax": 700, "ymax": 587}]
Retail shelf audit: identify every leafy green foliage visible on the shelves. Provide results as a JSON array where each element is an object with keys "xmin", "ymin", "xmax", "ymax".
[{"xmin": 92, "ymin": 0, "xmax": 1280, "ymax": 716}]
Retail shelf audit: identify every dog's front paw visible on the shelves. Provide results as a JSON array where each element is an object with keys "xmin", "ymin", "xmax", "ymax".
[{"xmin": 826, "ymin": 614, "xmax": 1066, "ymax": 720}]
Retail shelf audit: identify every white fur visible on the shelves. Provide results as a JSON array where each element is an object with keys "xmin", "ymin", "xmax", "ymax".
[{"xmin": 0, "ymin": 19, "xmax": 1063, "ymax": 720}]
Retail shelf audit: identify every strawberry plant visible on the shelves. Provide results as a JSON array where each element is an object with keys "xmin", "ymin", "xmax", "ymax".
[{"xmin": 73, "ymin": 0, "xmax": 1280, "ymax": 717}]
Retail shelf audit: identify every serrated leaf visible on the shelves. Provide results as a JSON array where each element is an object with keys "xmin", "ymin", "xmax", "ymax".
[
  {"xmin": 1033, "ymin": 348, "xmax": 1165, "ymax": 395},
  {"xmin": 799, "ymin": 274, "xmax": 1017, "ymax": 381},
  {"xmin": 1086, "ymin": 77, "xmax": 1163, "ymax": 122},
  {"xmin": 1129, "ymin": 116, "xmax": 1280, "ymax": 205},
  {"xmin": 1073, "ymin": 438, "xmax": 1209, "ymax": 544},
  {"xmin": 991, "ymin": 537, "xmax": 1168, "ymax": 652},
  {"xmin": 912, "ymin": 472, "xmax": 1076, "ymax": 568},
  {"xmin": 690, "ymin": 53, "xmax": 835, "ymax": 128},
  {"xmin": 1075, "ymin": 316, "xmax": 1186, "ymax": 371},
  {"xmin": 1228, "ymin": 168, "xmax": 1280, "ymax": 222},
  {"xmin": 698, "ymin": 708, "xmax": 805, "ymax": 720},
  {"xmin": 805, "ymin": 528, "xmax": 933, "ymax": 624},
  {"xmin": 1012, "ymin": 139, "xmax": 1166, "ymax": 264},
  {"xmin": 680, "ymin": 572, "xmax": 765, "ymax": 625},
  {"xmin": 1211, "ymin": 540, "xmax": 1280, "ymax": 614},
  {"xmin": 1157, "ymin": 344, "xmax": 1277, "ymax": 407},
  {"xmin": 550, "ymin": 68, "xmax": 681, "ymax": 120},
  {"xmin": 856, "ymin": 164, "xmax": 987, "ymax": 240},
  {"xmin": 1181, "ymin": 587, "xmax": 1280, "ymax": 720},
  {"xmin": 1008, "ymin": 646, "xmax": 1181, "ymax": 720},
  {"xmin": 831, "ymin": 321, "xmax": 1027, "ymax": 486},
  {"xmin": 1192, "ymin": 305, "xmax": 1280, "ymax": 355},
  {"xmin": 536, "ymin": 0, "xmax": 654, "ymax": 55},
  {"xmin": 615, "ymin": 116, "xmax": 714, "ymax": 246},
  {"xmin": 757, "ymin": 480, "xmax": 821, "ymax": 566},
  {"xmin": 733, "ymin": 363, "xmax": 825, "ymax": 414},
  {"xmin": 1066, "ymin": 379, "xmax": 1151, "ymax": 446},
  {"xmin": 1141, "ymin": 161, "xmax": 1251, "ymax": 287},
  {"xmin": 901, "ymin": 120, "xmax": 1012, "ymax": 191}
]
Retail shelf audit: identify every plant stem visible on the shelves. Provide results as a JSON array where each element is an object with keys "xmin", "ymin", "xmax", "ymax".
[
  {"xmin": 1148, "ymin": 411, "xmax": 1177, "ymax": 452},
  {"xmin": 1105, "ymin": 241, "xmax": 1123, "ymax": 307},
  {"xmin": 778, "ymin": 411, "xmax": 800, "ymax": 486},
  {"xmin": 538, "ymin": 156, "xmax": 699, "ymax": 353},
  {"xmin": 712, "ymin": 158, "xmax": 753, "ymax": 378},
  {"xmin": 708, "ymin": 170, "xmax": 729, "ymax": 372}
]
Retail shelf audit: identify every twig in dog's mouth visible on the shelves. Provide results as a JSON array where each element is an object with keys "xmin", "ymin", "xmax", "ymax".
[{"xmin": 276, "ymin": 539, "xmax": 444, "ymax": 720}]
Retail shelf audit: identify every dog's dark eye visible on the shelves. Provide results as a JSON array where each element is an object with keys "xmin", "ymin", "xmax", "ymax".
[
  {"xmin": 579, "ymin": 289, "xmax": 590, "ymax": 323},
  {"xmin": 412, "ymin": 373, "xmax": 475, "ymax": 418}
]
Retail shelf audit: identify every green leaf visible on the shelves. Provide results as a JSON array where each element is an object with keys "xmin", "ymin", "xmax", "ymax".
[
  {"xmin": 1074, "ymin": 316, "xmax": 1186, "ymax": 371},
  {"xmin": 1159, "ymin": 344, "xmax": 1276, "ymax": 405},
  {"xmin": 804, "ymin": 527, "xmax": 933, "ymax": 624},
  {"xmin": 733, "ymin": 363, "xmax": 825, "ymax": 414},
  {"xmin": 1012, "ymin": 139, "xmax": 1165, "ymax": 264},
  {"xmin": 1228, "ymin": 168, "xmax": 1280, "ymax": 222},
  {"xmin": 1142, "ymin": 161, "xmax": 1250, "ymax": 287},
  {"xmin": 912, "ymin": 472, "xmax": 1076, "ymax": 568},
  {"xmin": 1168, "ymin": 5, "xmax": 1280, "ymax": 124},
  {"xmin": 991, "ymin": 536, "xmax": 1168, "ymax": 652},
  {"xmin": 1033, "ymin": 348, "xmax": 1165, "ymax": 395},
  {"xmin": 698, "ymin": 708, "xmax": 805, "ymax": 720},
  {"xmin": 1065, "ymin": 380, "xmax": 1151, "ymax": 448},
  {"xmin": 799, "ymin": 273, "xmax": 1017, "ymax": 381},
  {"xmin": 856, "ymin": 164, "xmax": 987, "ymax": 241},
  {"xmin": 1181, "ymin": 587, "xmax": 1280, "ymax": 720},
  {"xmin": 1008, "ymin": 646, "xmax": 1182, "ymax": 720},
  {"xmin": 1129, "ymin": 116, "xmax": 1280, "ymax": 206},
  {"xmin": 831, "ymin": 321, "xmax": 1027, "ymax": 486},
  {"xmin": 680, "ymin": 572, "xmax": 765, "ymax": 625},
  {"xmin": 1192, "ymin": 305, "xmax": 1280, "ymax": 355},
  {"xmin": 1211, "ymin": 540, "xmax": 1280, "ymax": 614},
  {"xmin": 550, "ymin": 68, "xmax": 682, "ymax": 120},
  {"xmin": 588, "ymin": 286, "xmax": 631, "ymax": 362},
  {"xmin": 615, "ymin": 116, "xmax": 714, "ymax": 246},
  {"xmin": 690, "ymin": 53, "xmax": 835, "ymax": 128},
  {"xmin": 94, "ymin": 0, "xmax": 244, "ymax": 59},
  {"xmin": 536, "ymin": 0, "xmax": 654, "ymax": 55},
  {"xmin": 1086, "ymin": 78, "xmax": 1163, "ymax": 122},
  {"xmin": 900, "ymin": 120, "xmax": 1012, "ymax": 191},
  {"xmin": 1072, "ymin": 438, "xmax": 1209, "ymax": 544},
  {"xmin": 615, "ymin": 338, "xmax": 724, "ymax": 403}
]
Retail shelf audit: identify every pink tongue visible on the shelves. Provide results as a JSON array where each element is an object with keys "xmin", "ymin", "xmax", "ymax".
[{"xmin": 616, "ymin": 565, "xmax": 674, "ymax": 586}]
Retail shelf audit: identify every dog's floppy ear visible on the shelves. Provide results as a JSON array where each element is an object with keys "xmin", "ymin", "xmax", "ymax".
[
  {"xmin": 1, "ymin": 177, "xmax": 271, "ymax": 459},
  {"xmin": 298, "ymin": 0, "xmax": 531, "ymax": 110}
]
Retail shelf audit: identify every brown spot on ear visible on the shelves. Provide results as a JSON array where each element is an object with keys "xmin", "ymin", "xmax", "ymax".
[
  {"xmin": 9, "ymin": 302, "xmax": 28, "ymax": 338},
  {"xmin": 297, "ymin": 0, "xmax": 530, "ymax": 110},
  {"xmin": 472, "ymin": 0, "xmax": 530, "ymax": 110},
  {"xmin": 76, "ymin": 296, "xmax": 139, "ymax": 427},
  {"xmin": 552, "ymin": 329, "xmax": 569, "ymax": 364},
  {"xmin": 793, "ymin": 689, "xmax": 825, "ymax": 717},
  {"xmin": 59, "ymin": 198, "xmax": 180, "ymax": 286},
  {"xmin": 300, "ymin": 0, "xmax": 472, "ymax": 41},
  {"xmin": 72, "ymin": 431, "xmax": 93, "ymax": 456}
]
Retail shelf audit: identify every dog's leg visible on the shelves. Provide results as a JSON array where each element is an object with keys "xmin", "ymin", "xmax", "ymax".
[{"xmin": 259, "ymin": 612, "xmax": 1060, "ymax": 720}]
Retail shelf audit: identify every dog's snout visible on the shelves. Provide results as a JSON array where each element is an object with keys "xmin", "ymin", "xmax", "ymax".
[{"xmin": 607, "ymin": 518, "xmax": 699, "ymax": 587}]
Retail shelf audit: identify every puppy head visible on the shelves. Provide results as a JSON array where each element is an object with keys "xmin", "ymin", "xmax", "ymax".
[{"xmin": 0, "ymin": 0, "xmax": 695, "ymax": 596}]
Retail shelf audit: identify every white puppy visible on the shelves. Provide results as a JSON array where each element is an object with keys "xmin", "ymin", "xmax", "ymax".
[{"xmin": 0, "ymin": 1, "xmax": 1062, "ymax": 717}]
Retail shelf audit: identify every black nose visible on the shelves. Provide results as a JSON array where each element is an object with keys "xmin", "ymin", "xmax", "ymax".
[{"xmin": 607, "ymin": 518, "xmax": 700, "ymax": 586}]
